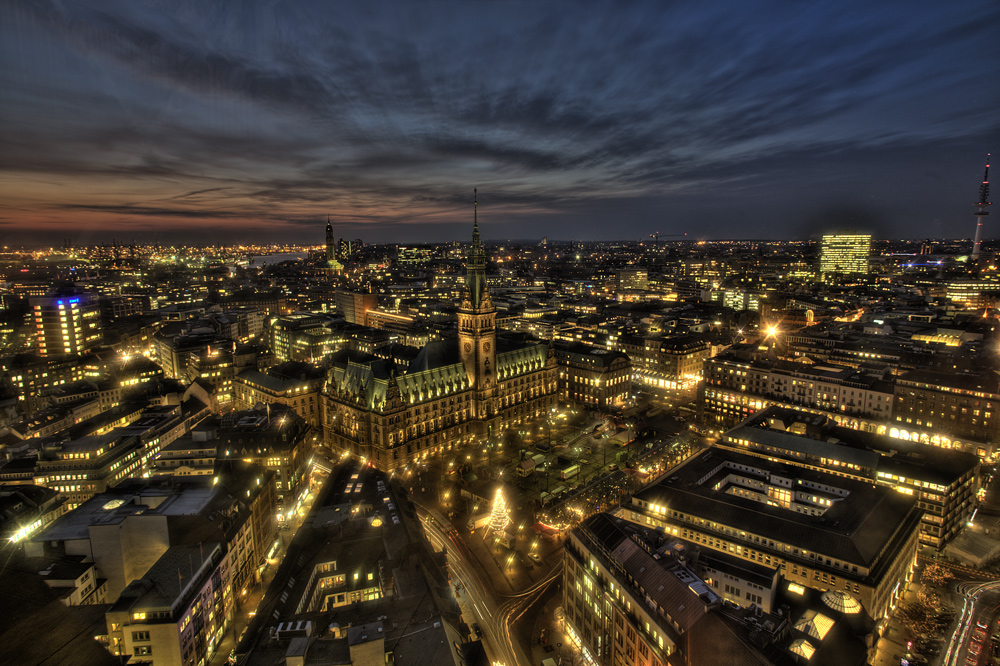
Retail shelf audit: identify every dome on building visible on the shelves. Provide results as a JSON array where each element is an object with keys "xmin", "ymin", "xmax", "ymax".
[{"xmin": 821, "ymin": 590, "xmax": 862, "ymax": 614}]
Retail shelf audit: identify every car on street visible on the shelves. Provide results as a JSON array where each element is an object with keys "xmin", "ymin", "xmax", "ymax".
[
  {"xmin": 472, "ymin": 623, "xmax": 483, "ymax": 638},
  {"xmin": 529, "ymin": 552, "xmax": 542, "ymax": 563}
]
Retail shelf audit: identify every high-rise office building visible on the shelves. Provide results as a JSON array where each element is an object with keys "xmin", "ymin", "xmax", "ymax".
[
  {"xmin": 30, "ymin": 294, "xmax": 102, "ymax": 357},
  {"xmin": 819, "ymin": 234, "xmax": 871, "ymax": 276},
  {"xmin": 335, "ymin": 290, "xmax": 378, "ymax": 325},
  {"xmin": 616, "ymin": 268, "xmax": 648, "ymax": 292},
  {"xmin": 397, "ymin": 245, "xmax": 434, "ymax": 265}
]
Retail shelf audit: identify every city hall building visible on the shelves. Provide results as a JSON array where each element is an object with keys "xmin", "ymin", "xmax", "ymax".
[{"xmin": 322, "ymin": 201, "xmax": 558, "ymax": 472}]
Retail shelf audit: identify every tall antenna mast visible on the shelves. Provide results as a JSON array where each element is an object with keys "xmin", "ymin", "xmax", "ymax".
[{"xmin": 972, "ymin": 153, "xmax": 991, "ymax": 262}]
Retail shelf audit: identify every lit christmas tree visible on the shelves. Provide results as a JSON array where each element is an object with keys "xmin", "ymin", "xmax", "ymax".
[{"xmin": 489, "ymin": 488, "xmax": 510, "ymax": 535}]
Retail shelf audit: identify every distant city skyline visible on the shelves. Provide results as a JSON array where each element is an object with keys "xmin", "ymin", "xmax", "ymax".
[{"xmin": 1, "ymin": 0, "xmax": 998, "ymax": 246}]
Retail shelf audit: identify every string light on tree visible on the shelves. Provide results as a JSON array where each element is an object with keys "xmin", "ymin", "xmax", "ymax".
[{"xmin": 489, "ymin": 488, "xmax": 510, "ymax": 534}]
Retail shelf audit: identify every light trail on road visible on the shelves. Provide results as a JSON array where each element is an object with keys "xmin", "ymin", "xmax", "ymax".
[
  {"xmin": 944, "ymin": 580, "xmax": 1000, "ymax": 666},
  {"xmin": 418, "ymin": 501, "xmax": 560, "ymax": 666},
  {"xmin": 424, "ymin": 518, "xmax": 521, "ymax": 665}
]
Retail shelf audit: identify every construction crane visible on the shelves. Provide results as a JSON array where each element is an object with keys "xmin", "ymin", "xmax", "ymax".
[{"xmin": 648, "ymin": 232, "xmax": 688, "ymax": 244}]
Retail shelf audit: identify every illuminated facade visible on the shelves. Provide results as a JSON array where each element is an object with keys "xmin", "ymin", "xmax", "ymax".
[
  {"xmin": 555, "ymin": 344, "xmax": 631, "ymax": 408},
  {"xmin": 616, "ymin": 269, "xmax": 648, "ymax": 292},
  {"xmin": 218, "ymin": 403, "xmax": 312, "ymax": 497},
  {"xmin": 153, "ymin": 332, "xmax": 230, "ymax": 381},
  {"xmin": 106, "ymin": 543, "xmax": 229, "ymax": 666},
  {"xmin": 819, "ymin": 234, "xmax": 870, "ymax": 277},
  {"xmin": 33, "ymin": 404, "xmax": 205, "ymax": 510},
  {"xmin": 0, "ymin": 484, "xmax": 68, "ymax": 545},
  {"xmin": 892, "ymin": 369, "xmax": 1000, "ymax": 453},
  {"xmin": 233, "ymin": 363, "xmax": 325, "ymax": 429},
  {"xmin": 322, "ymin": 199, "xmax": 558, "ymax": 472},
  {"xmin": 622, "ymin": 334, "xmax": 711, "ymax": 393},
  {"xmin": 186, "ymin": 347, "xmax": 234, "ymax": 408},
  {"xmin": 397, "ymin": 245, "xmax": 434, "ymax": 265},
  {"xmin": 335, "ymin": 290, "xmax": 378, "ymax": 325},
  {"xmin": 945, "ymin": 278, "xmax": 1000, "ymax": 309},
  {"xmin": 101, "ymin": 467, "xmax": 278, "ymax": 666},
  {"xmin": 365, "ymin": 308, "xmax": 415, "ymax": 334},
  {"xmin": 701, "ymin": 352, "xmax": 894, "ymax": 431},
  {"xmin": 265, "ymin": 313, "xmax": 343, "ymax": 363},
  {"xmin": 712, "ymin": 288, "xmax": 762, "ymax": 312},
  {"xmin": 564, "ymin": 516, "xmax": 680, "ymax": 666}
]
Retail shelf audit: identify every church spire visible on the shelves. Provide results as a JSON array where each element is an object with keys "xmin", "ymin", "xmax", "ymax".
[{"xmin": 325, "ymin": 216, "xmax": 334, "ymax": 262}]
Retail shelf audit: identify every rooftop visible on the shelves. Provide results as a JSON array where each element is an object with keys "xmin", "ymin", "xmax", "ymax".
[
  {"xmin": 729, "ymin": 405, "xmax": 980, "ymax": 486},
  {"xmin": 28, "ymin": 467, "xmax": 272, "ymax": 544},
  {"xmin": 896, "ymin": 368, "xmax": 1000, "ymax": 393},
  {"xmin": 633, "ymin": 448, "xmax": 918, "ymax": 567},
  {"xmin": 110, "ymin": 542, "xmax": 222, "ymax": 614}
]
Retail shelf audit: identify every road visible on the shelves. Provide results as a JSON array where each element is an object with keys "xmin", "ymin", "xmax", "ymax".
[
  {"xmin": 417, "ymin": 501, "xmax": 561, "ymax": 666},
  {"xmin": 944, "ymin": 580, "xmax": 1000, "ymax": 666}
]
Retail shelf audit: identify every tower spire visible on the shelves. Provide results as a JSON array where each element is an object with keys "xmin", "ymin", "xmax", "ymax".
[
  {"xmin": 465, "ymin": 188, "xmax": 489, "ymax": 310},
  {"xmin": 972, "ymin": 153, "xmax": 992, "ymax": 262},
  {"xmin": 325, "ymin": 215, "xmax": 335, "ymax": 263}
]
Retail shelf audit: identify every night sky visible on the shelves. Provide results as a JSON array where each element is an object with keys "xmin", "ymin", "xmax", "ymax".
[{"xmin": 1, "ymin": 1, "xmax": 998, "ymax": 246}]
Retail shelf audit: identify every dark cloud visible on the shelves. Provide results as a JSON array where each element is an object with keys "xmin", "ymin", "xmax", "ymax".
[
  {"xmin": 52, "ymin": 204, "xmax": 246, "ymax": 219},
  {"xmin": 0, "ymin": 0, "xmax": 998, "ymax": 244}
]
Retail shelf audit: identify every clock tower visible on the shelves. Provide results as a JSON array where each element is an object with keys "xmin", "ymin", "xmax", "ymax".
[{"xmin": 458, "ymin": 189, "xmax": 498, "ymax": 430}]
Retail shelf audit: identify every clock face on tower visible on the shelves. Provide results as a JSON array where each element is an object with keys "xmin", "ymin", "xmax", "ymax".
[{"xmin": 464, "ymin": 342, "xmax": 472, "ymax": 352}]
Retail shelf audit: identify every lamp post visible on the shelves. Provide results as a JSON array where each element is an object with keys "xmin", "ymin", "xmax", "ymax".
[{"xmin": 548, "ymin": 407, "xmax": 553, "ymax": 449}]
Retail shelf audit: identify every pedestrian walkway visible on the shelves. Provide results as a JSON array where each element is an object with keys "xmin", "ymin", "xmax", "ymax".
[
  {"xmin": 526, "ymin": 586, "xmax": 598, "ymax": 666},
  {"xmin": 208, "ymin": 554, "xmax": 280, "ymax": 666},
  {"xmin": 870, "ymin": 576, "xmax": 958, "ymax": 666},
  {"xmin": 870, "ymin": 582, "xmax": 919, "ymax": 666}
]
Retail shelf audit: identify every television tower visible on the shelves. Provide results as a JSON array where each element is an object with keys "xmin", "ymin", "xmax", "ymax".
[{"xmin": 971, "ymin": 153, "xmax": 991, "ymax": 261}]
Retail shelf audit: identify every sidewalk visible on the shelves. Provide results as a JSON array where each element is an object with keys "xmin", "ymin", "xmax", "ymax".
[
  {"xmin": 527, "ymin": 586, "xmax": 593, "ymax": 666},
  {"xmin": 871, "ymin": 582, "xmax": 919, "ymax": 666},
  {"xmin": 870, "ymin": 577, "xmax": 956, "ymax": 666},
  {"xmin": 208, "ymin": 555, "xmax": 280, "ymax": 666}
]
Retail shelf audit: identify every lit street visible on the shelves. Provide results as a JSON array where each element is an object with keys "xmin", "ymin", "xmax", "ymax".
[
  {"xmin": 944, "ymin": 581, "xmax": 1000, "ymax": 666},
  {"xmin": 417, "ymin": 500, "xmax": 562, "ymax": 666}
]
